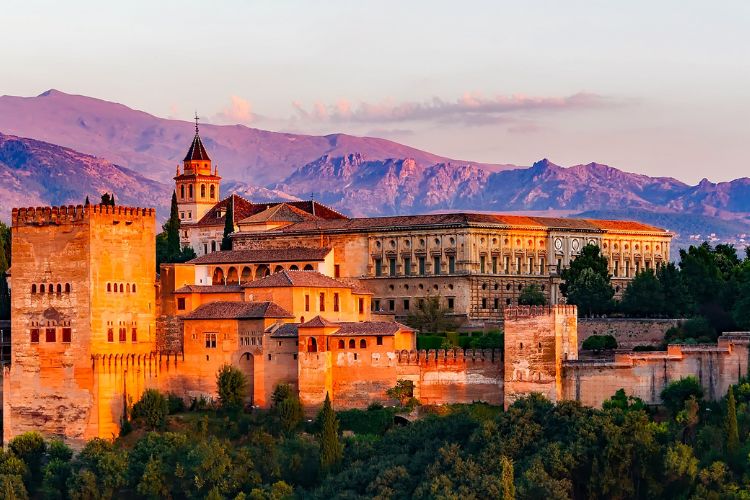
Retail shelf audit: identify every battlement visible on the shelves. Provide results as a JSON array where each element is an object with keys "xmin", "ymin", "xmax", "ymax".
[
  {"xmin": 12, "ymin": 205, "xmax": 156, "ymax": 228},
  {"xmin": 395, "ymin": 348, "xmax": 502, "ymax": 365},
  {"xmin": 503, "ymin": 304, "xmax": 577, "ymax": 320}
]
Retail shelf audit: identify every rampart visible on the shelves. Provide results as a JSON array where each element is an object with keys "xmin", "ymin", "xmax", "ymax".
[
  {"xmin": 578, "ymin": 318, "xmax": 683, "ymax": 349},
  {"xmin": 12, "ymin": 205, "xmax": 156, "ymax": 226}
]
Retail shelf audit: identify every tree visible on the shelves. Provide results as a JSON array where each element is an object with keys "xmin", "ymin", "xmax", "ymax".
[
  {"xmin": 221, "ymin": 197, "xmax": 234, "ymax": 251},
  {"xmin": 657, "ymin": 263, "xmax": 694, "ymax": 317},
  {"xmin": 731, "ymin": 263, "xmax": 750, "ymax": 330},
  {"xmin": 271, "ymin": 384, "xmax": 303, "ymax": 434},
  {"xmin": 500, "ymin": 455, "xmax": 515, "ymax": 500},
  {"xmin": 560, "ymin": 243, "xmax": 610, "ymax": 297},
  {"xmin": 581, "ymin": 335, "xmax": 617, "ymax": 351},
  {"xmin": 405, "ymin": 296, "xmax": 457, "ymax": 333},
  {"xmin": 216, "ymin": 364, "xmax": 247, "ymax": 411},
  {"xmin": 99, "ymin": 193, "xmax": 115, "ymax": 206},
  {"xmin": 318, "ymin": 393, "xmax": 343, "ymax": 474},
  {"xmin": 518, "ymin": 284, "xmax": 546, "ymax": 306},
  {"xmin": 661, "ymin": 376, "xmax": 704, "ymax": 416},
  {"xmin": 386, "ymin": 379, "xmax": 415, "ymax": 407},
  {"xmin": 620, "ymin": 269, "xmax": 665, "ymax": 317},
  {"xmin": 565, "ymin": 268, "xmax": 615, "ymax": 316},
  {"xmin": 68, "ymin": 438, "xmax": 127, "ymax": 499},
  {"xmin": 166, "ymin": 191, "xmax": 181, "ymax": 259},
  {"xmin": 725, "ymin": 385, "xmax": 739, "ymax": 457},
  {"xmin": 603, "ymin": 388, "xmax": 645, "ymax": 412},
  {"xmin": 0, "ymin": 474, "xmax": 27, "ymax": 500},
  {"xmin": 8, "ymin": 432, "xmax": 46, "ymax": 487},
  {"xmin": 130, "ymin": 389, "xmax": 169, "ymax": 430}
]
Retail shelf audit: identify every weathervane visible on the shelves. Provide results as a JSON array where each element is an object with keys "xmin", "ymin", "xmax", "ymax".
[{"xmin": 194, "ymin": 111, "xmax": 199, "ymax": 134}]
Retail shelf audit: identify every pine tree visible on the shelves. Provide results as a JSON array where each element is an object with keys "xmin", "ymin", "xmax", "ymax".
[
  {"xmin": 318, "ymin": 393, "xmax": 343, "ymax": 474},
  {"xmin": 726, "ymin": 385, "xmax": 739, "ymax": 456},
  {"xmin": 166, "ymin": 191, "xmax": 181, "ymax": 259},
  {"xmin": 500, "ymin": 455, "xmax": 515, "ymax": 500},
  {"xmin": 221, "ymin": 197, "xmax": 234, "ymax": 251}
]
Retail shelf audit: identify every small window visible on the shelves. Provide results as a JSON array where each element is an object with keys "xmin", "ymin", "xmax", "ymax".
[
  {"xmin": 65, "ymin": 283, "xmax": 71, "ymax": 293},
  {"xmin": 30, "ymin": 329, "xmax": 40, "ymax": 343},
  {"xmin": 48, "ymin": 284, "xmax": 54, "ymax": 295},
  {"xmin": 305, "ymin": 295, "xmax": 310, "ymax": 312},
  {"xmin": 177, "ymin": 298, "xmax": 186, "ymax": 311},
  {"xmin": 447, "ymin": 298, "xmax": 455, "ymax": 310},
  {"xmin": 62, "ymin": 328, "xmax": 72, "ymax": 343},
  {"xmin": 482, "ymin": 298, "xmax": 487, "ymax": 309},
  {"xmin": 403, "ymin": 299, "xmax": 410, "ymax": 311},
  {"xmin": 107, "ymin": 328, "xmax": 114, "ymax": 342},
  {"xmin": 131, "ymin": 328, "xmax": 137, "ymax": 342},
  {"xmin": 126, "ymin": 284, "xmax": 131, "ymax": 293},
  {"xmin": 334, "ymin": 264, "xmax": 340, "ymax": 278},
  {"xmin": 132, "ymin": 284, "xmax": 136, "ymax": 293},
  {"xmin": 333, "ymin": 293, "xmax": 340, "ymax": 312},
  {"xmin": 205, "ymin": 333, "xmax": 217, "ymax": 349},
  {"xmin": 349, "ymin": 339, "xmax": 355, "ymax": 349},
  {"xmin": 56, "ymin": 284, "xmax": 62, "ymax": 294},
  {"xmin": 31, "ymin": 284, "xmax": 36, "ymax": 294},
  {"xmin": 319, "ymin": 292, "xmax": 326, "ymax": 312},
  {"xmin": 46, "ymin": 328, "xmax": 56, "ymax": 342},
  {"xmin": 358, "ymin": 298, "xmax": 364, "ymax": 314},
  {"xmin": 377, "ymin": 336, "xmax": 383, "ymax": 346},
  {"xmin": 39, "ymin": 284, "xmax": 45, "ymax": 294},
  {"xmin": 388, "ymin": 299, "xmax": 395, "ymax": 311},
  {"xmin": 354, "ymin": 353, "xmax": 358, "ymax": 360},
  {"xmin": 119, "ymin": 284, "xmax": 124, "ymax": 293},
  {"xmin": 107, "ymin": 283, "xmax": 111, "ymax": 292},
  {"xmin": 360, "ymin": 339, "xmax": 366, "ymax": 348},
  {"xmin": 338, "ymin": 339, "xmax": 345, "ymax": 349},
  {"xmin": 268, "ymin": 354, "xmax": 272, "ymax": 361},
  {"xmin": 119, "ymin": 328, "xmax": 126, "ymax": 342}
]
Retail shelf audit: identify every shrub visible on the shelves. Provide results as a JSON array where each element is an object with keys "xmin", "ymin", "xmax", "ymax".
[
  {"xmin": 581, "ymin": 334, "xmax": 618, "ymax": 351},
  {"xmin": 633, "ymin": 345, "xmax": 658, "ymax": 352},
  {"xmin": 337, "ymin": 407, "xmax": 396, "ymax": 435},
  {"xmin": 417, "ymin": 335, "xmax": 445, "ymax": 350},
  {"xmin": 8, "ymin": 432, "xmax": 46, "ymax": 483},
  {"xmin": 470, "ymin": 332, "xmax": 503, "ymax": 349},
  {"xmin": 661, "ymin": 376, "xmax": 704, "ymax": 415},
  {"xmin": 386, "ymin": 380, "xmax": 415, "ymax": 406},
  {"xmin": 167, "ymin": 393, "xmax": 186, "ymax": 414},
  {"xmin": 131, "ymin": 389, "xmax": 169, "ymax": 430},
  {"xmin": 216, "ymin": 364, "xmax": 247, "ymax": 411}
]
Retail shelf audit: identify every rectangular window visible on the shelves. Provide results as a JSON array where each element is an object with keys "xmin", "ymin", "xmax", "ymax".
[
  {"xmin": 46, "ymin": 328, "xmax": 56, "ymax": 342},
  {"xmin": 448, "ymin": 255, "xmax": 455, "ymax": 274},
  {"xmin": 319, "ymin": 292, "xmax": 325, "ymax": 311},
  {"xmin": 433, "ymin": 256, "xmax": 441, "ymax": 275},
  {"xmin": 614, "ymin": 261, "xmax": 619, "ymax": 277},
  {"xmin": 203, "ymin": 244, "xmax": 208, "ymax": 254},
  {"xmin": 131, "ymin": 328, "xmax": 137, "ymax": 342},
  {"xmin": 30, "ymin": 328, "xmax": 40, "ymax": 343},
  {"xmin": 504, "ymin": 256, "xmax": 509, "ymax": 273},
  {"xmin": 374, "ymin": 258, "xmax": 382, "ymax": 277},
  {"xmin": 107, "ymin": 328, "xmax": 114, "ymax": 343},
  {"xmin": 403, "ymin": 299, "xmax": 410, "ymax": 311},
  {"xmin": 119, "ymin": 328, "xmax": 126, "ymax": 342},
  {"xmin": 625, "ymin": 261, "xmax": 630, "ymax": 278},
  {"xmin": 494, "ymin": 298, "xmax": 499, "ymax": 309},
  {"xmin": 358, "ymin": 298, "xmax": 364, "ymax": 314},
  {"xmin": 516, "ymin": 257, "xmax": 521, "ymax": 275},
  {"xmin": 205, "ymin": 333, "xmax": 217, "ymax": 349},
  {"xmin": 374, "ymin": 299, "xmax": 381, "ymax": 311},
  {"xmin": 480, "ymin": 255, "xmax": 486, "ymax": 273},
  {"xmin": 305, "ymin": 294, "xmax": 310, "ymax": 312},
  {"xmin": 492, "ymin": 256, "xmax": 498, "ymax": 274},
  {"xmin": 528, "ymin": 257, "xmax": 534, "ymax": 275},
  {"xmin": 62, "ymin": 328, "xmax": 72, "ymax": 343},
  {"xmin": 557, "ymin": 259, "xmax": 562, "ymax": 274},
  {"xmin": 482, "ymin": 298, "xmax": 488, "ymax": 309},
  {"xmin": 388, "ymin": 299, "xmax": 395, "ymax": 311},
  {"xmin": 403, "ymin": 257, "xmax": 411, "ymax": 276},
  {"xmin": 447, "ymin": 298, "xmax": 455, "ymax": 310},
  {"xmin": 334, "ymin": 264, "xmax": 341, "ymax": 278},
  {"xmin": 377, "ymin": 336, "xmax": 383, "ymax": 346},
  {"xmin": 333, "ymin": 293, "xmax": 340, "ymax": 312},
  {"xmin": 419, "ymin": 257, "xmax": 426, "ymax": 275},
  {"xmin": 539, "ymin": 257, "xmax": 545, "ymax": 275},
  {"xmin": 389, "ymin": 258, "xmax": 396, "ymax": 276},
  {"xmin": 177, "ymin": 297, "xmax": 186, "ymax": 311}
]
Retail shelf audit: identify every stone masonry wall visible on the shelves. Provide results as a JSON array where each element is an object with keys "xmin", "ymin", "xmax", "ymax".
[{"xmin": 578, "ymin": 318, "xmax": 684, "ymax": 349}]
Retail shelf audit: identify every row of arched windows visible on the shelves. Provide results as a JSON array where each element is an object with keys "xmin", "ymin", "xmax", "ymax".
[
  {"xmin": 106, "ymin": 283, "xmax": 137, "ymax": 293},
  {"xmin": 31, "ymin": 283, "xmax": 71, "ymax": 295},
  {"xmin": 337, "ymin": 338, "xmax": 367, "ymax": 349},
  {"xmin": 179, "ymin": 183, "xmax": 216, "ymax": 200}
]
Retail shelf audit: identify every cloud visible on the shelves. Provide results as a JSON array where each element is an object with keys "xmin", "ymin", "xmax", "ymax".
[
  {"xmin": 214, "ymin": 95, "xmax": 254, "ymax": 124},
  {"xmin": 291, "ymin": 92, "xmax": 609, "ymax": 126}
]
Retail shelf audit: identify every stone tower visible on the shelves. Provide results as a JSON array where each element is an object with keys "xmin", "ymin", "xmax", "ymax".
[
  {"xmin": 502, "ymin": 305, "xmax": 577, "ymax": 409},
  {"xmin": 174, "ymin": 117, "xmax": 221, "ymax": 223},
  {"xmin": 4, "ymin": 204, "xmax": 156, "ymax": 447}
]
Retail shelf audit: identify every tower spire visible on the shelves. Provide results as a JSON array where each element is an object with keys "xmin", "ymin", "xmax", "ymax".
[{"xmin": 194, "ymin": 111, "xmax": 199, "ymax": 134}]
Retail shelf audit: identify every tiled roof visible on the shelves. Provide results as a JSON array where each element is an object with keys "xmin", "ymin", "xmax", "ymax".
[
  {"xmin": 183, "ymin": 301, "xmax": 294, "ymax": 320},
  {"xmin": 188, "ymin": 248, "xmax": 331, "ymax": 265},
  {"xmin": 296, "ymin": 319, "xmax": 412, "ymax": 336},
  {"xmin": 174, "ymin": 284, "xmax": 243, "ymax": 294},
  {"xmin": 184, "ymin": 132, "xmax": 210, "ymax": 162},
  {"xmin": 244, "ymin": 270, "xmax": 355, "ymax": 289},
  {"xmin": 245, "ymin": 212, "xmax": 667, "ymax": 234},
  {"xmin": 238, "ymin": 203, "xmax": 318, "ymax": 225},
  {"xmin": 267, "ymin": 323, "xmax": 299, "ymax": 338},
  {"xmin": 192, "ymin": 196, "xmax": 346, "ymax": 229},
  {"xmin": 298, "ymin": 315, "xmax": 338, "ymax": 328}
]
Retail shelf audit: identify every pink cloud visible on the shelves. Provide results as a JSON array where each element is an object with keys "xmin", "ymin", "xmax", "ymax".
[{"xmin": 214, "ymin": 95, "xmax": 254, "ymax": 124}]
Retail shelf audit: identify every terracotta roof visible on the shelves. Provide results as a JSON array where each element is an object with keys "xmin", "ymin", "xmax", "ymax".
[
  {"xmin": 267, "ymin": 323, "xmax": 299, "ymax": 338},
  {"xmin": 188, "ymin": 248, "xmax": 331, "ymax": 265},
  {"xmin": 332, "ymin": 321, "xmax": 413, "ymax": 336},
  {"xmin": 298, "ymin": 315, "xmax": 338, "ymax": 328},
  {"xmin": 244, "ymin": 270, "xmax": 354, "ymax": 289},
  {"xmin": 192, "ymin": 196, "xmax": 346, "ymax": 229},
  {"xmin": 183, "ymin": 301, "xmax": 294, "ymax": 320},
  {"xmin": 173, "ymin": 284, "xmax": 243, "ymax": 294},
  {"xmin": 243, "ymin": 212, "xmax": 668, "ymax": 234},
  {"xmin": 184, "ymin": 132, "xmax": 211, "ymax": 162},
  {"xmin": 238, "ymin": 203, "xmax": 318, "ymax": 225}
]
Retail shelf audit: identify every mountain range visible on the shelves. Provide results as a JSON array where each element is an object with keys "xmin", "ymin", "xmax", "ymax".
[{"xmin": 1, "ymin": 89, "xmax": 749, "ymax": 251}]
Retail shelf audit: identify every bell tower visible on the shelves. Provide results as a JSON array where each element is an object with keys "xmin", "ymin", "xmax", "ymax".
[{"xmin": 174, "ymin": 114, "xmax": 221, "ymax": 223}]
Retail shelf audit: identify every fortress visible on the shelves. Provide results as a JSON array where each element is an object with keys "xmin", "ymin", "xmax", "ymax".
[{"xmin": 3, "ymin": 127, "xmax": 749, "ymax": 447}]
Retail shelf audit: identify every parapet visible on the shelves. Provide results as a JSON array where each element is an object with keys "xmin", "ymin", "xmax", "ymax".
[
  {"xmin": 503, "ymin": 304, "xmax": 577, "ymax": 321},
  {"xmin": 396, "ymin": 348, "xmax": 502, "ymax": 365},
  {"xmin": 12, "ymin": 205, "xmax": 156, "ymax": 228}
]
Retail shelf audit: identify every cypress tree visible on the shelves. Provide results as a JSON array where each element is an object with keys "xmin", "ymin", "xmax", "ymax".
[
  {"xmin": 726, "ymin": 385, "xmax": 739, "ymax": 456},
  {"xmin": 221, "ymin": 197, "xmax": 234, "ymax": 251},
  {"xmin": 500, "ymin": 455, "xmax": 515, "ymax": 500},
  {"xmin": 166, "ymin": 191, "xmax": 181, "ymax": 259},
  {"xmin": 110, "ymin": 193, "xmax": 115, "ymax": 206},
  {"xmin": 84, "ymin": 196, "xmax": 90, "ymax": 206},
  {"xmin": 318, "ymin": 393, "xmax": 343, "ymax": 474}
]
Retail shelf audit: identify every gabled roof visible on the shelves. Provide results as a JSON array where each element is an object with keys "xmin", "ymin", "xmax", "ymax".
[
  {"xmin": 184, "ymin": 132, "xmax": 211, "ymax": 162},
  {"xmin": 239, "ymin": 203, "xmax": 318, "ymax": 225},
  {"xmin": 173, "ymin": 284, "xmax": 243, "ymax": 294},
  {"xmin": 243, "ymin": 270, "xmax": 357, "ymax": 290},
  {"xmin": 266, "ymin": 323, "xmax": 299, "ymax": 338},
  {"xmin": 298, "ymin": 315, "xmax": 339, "ymax": 328},
  {"xmin": 193, "ymin": 194, "xmax": 256, "ymax": 228},
  {"xmin": 192, "ymin": 196, "xmax": 347, "ymax": 229},
  {"xmin": 331, "ymin": 321, "xmax": 413, "ymax": 336},
  {"xmin": 183, "ymin": 301, "xmax": 294, "ymax": 320},
  {"xmin": 188, "ymin": 248, "xmax": 331, "ymax": 265}
]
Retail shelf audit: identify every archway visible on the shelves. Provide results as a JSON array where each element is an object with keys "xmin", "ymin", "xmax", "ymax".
[
  {"xmin": 303, "ymin": 264, "xmax": 314, "ymax": 271},
  {"xmin": 274, "ymin": 265, "xmax": 284, "ymax": 273},
  {"xmin": 307, "ymin": 337, "xmax": 318, "ymax": 353},
  {"xmin": 226, "ymin": 267, "xmax": 239, "ymax": 284},
  {"xmin": 256, "ymin": 265, "xmax": 271, "ymax": 278},
  {"xmin": 212, "ymin": 267, "xmax": 225, "ymax": 285},
  {"xmin": 238, "ymin": 353, "xmax": 255, "ymax": 405},
  {"xmin": 241, "ymin": 266, "xmax": 252, "ymax": 283},
  {"xmin": 289, "ymin": 265, "xmax": 299, "ymax": 271}
]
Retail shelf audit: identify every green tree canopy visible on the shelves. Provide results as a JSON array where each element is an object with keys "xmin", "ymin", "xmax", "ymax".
[
  {"xmin": 131, "ymin": 389, "xmax": 169, "ymax": 430},
  {"xmin": 216, "ymin": 364, "xmax": 247, "ymax": 411},
  {"xmin": 620, "ymin": 269, "xmax": 665, "ymax": 317},
  {"xmin": 405, "ymin": 296, "xmax": 457, "ymax": 333},
  {"xmin": 318, "ymin": 393, "xmax": 343, "ymax": 475},
  {"xmin": 661, "ymin": 376, "xmax": 704, "ymax": 416},
  {"xmin": 518, "ymin": 284, "xmax": 546, "ymax": 306},
  {"xmin": 559, "ymin": 243, "xmax": 610, "ymax": 296},
  {"xmin": 564, "ymin": 268, "xmax": 614, "ymax": 316}
]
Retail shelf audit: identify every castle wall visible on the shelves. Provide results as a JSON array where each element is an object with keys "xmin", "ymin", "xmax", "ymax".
[{"xmin": 577, "ymin": 318, "xmax": 682, "ymax": 349}]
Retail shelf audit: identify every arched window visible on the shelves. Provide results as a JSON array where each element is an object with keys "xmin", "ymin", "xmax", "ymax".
[
  {"xmin": 360, "ymin": 339, "xmax": 367, "ymax": 348},
  {"xmin": 48, "ymin": 284, "xmax": 54, "ymax": 294},
  {"xmin": 56, "ymin": 284, "xmax": 62, "ymax": 294},
  {"xmin": 303, "ymin": 264, "xmax": 314, "ymax": 271},
  {"xmin": 274, "ymin": 265, "xmax": 284, "ymax": 273},
  {"xmin": 180, "ymin": 185, "xmax": 185, "ymax": 199},
  {"xmin": 226, "ymin": 267, "xmax": 239, "ymax": 284},
  {"xmin": 200, "ymin": 184, "xmax": 206, "ymax": 198},
  {"xmin": 212, "ymin": 268, "xmax": 225, "ymax": 285},
  {"xmin": 126, "ymin": 284, "xmax": 131, "ymax": 293},
  {"xmin": 119, "ymin": 284, "xmax": 124, "ymax": 293},
  {"xmin": 241, "ymin": 267, "xmax": 252, "ymax": 283},
  {"xmin": 211, "ymin": 241, "xmax": 216, "ymax": 252},
  {"xmin": 132, "ymin": 284, "xmax": 136, "ymax": 293},
  {"xmin": 307, "ymin": 337, "xmax": 318, "ymax": 353},
  {"xmin": 338, "ymin": 340, "xmax": 345, "ymax": 349},
  {"xmin": 349, "ymin": 339, "xmax": 355, "ymax": 348},
  {"xmin": 107, "ymin": 283, "xmax": 111, "ymax": 292},
  {"xmin": 31, "ymin": 284, "xmax": 37, "ymax": 294},
  {"xmin": 289, "ymin": 265, "xmax": 299, "ymax": 271},
  {"xmin": 188, "ymin": 185, "xmax": 193, "ymax": 198},
  {"xmin": 65, "ymin": 283, "xmax": 71, "ymax": 293},
  {"xmin": 40, "ymin": 284, "xmax": 45, "ymax": 294},
  {"xmin": 210, "ymin": 185, "xmax": 216, "ymax": 199}
]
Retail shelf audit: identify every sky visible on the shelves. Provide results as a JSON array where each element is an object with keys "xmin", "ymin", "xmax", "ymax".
[{"xmin": 1, "ymin": 0, "xmax": 749, "ymax": 183}]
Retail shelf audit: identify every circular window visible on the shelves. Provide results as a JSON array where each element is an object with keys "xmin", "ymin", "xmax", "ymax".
[
  {"xmin": 390, "ymin": 240, "xmax": 396, "ymax": 248},
  {"xmin": 388, "ymin": 285, "xmax": 394, "ymax": 291},
  {"xmin": 449, "ymin": 237, "xmax": 455, "ymax": 245},
  {"xmin": 448, "ymin": 284, "xmax": 454, "ymax": 290},
  {"xmin": 554, "ymin": 238, "xmax": 563, "ymax": 251},
  {"xmin": 435, "ymin": 238, "xmax": 441, "ymax": 245},
  {"xmin": 571, "ymin": 239, "xmax": 580, "ymax": 251},
  {"xmin": 492, "ymin": 238, "xmax": 498, "ymax": 245},
  {"xmin": 404, "ymin": 284, "xmax": 409, "ymax": 290}
]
